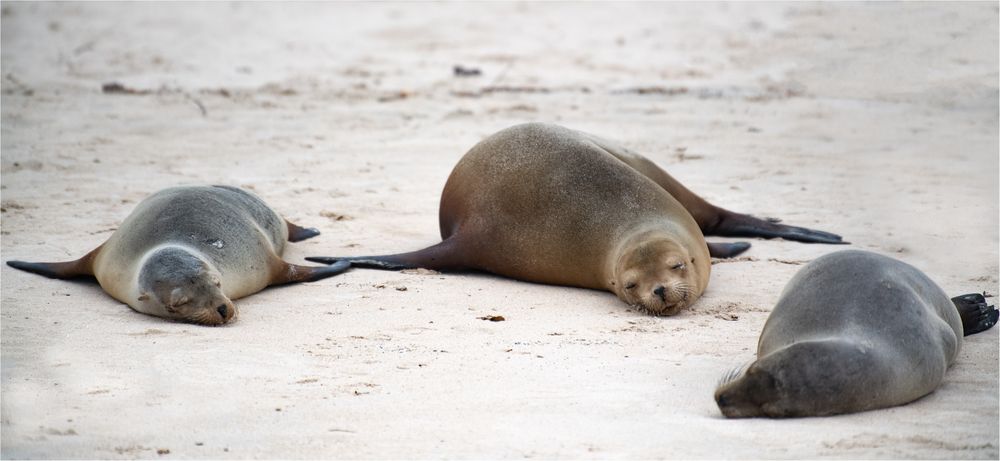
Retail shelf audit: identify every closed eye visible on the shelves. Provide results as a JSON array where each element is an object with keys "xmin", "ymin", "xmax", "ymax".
[
  {"xmin": 166, "ymin": 301, "xmax": 190, "ymax": 313},
  {"xmin": 671, "ymin": 263, "xmax": 686, "ymax": 270},
  {"xmin": 625, "ymin": 282, "xmax": 637, "ymax": 290}
]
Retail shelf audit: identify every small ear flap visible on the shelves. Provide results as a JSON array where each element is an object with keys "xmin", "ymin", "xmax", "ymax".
[{"xmin": 137, "ymin": 293, "xmax": 150, "ymax": 302}]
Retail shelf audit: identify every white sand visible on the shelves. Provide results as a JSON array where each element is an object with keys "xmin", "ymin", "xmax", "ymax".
[{"xmin": 1, "ymin": 2, "xmax": 997, "ymax": 459}]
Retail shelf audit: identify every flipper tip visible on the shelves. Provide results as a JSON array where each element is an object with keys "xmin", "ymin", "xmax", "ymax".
[
  {"xmin": 327, "ymin": 260, "xmax": 351, "ymax": 274},
  {"xmin": 6, "ymin": 260, "xmax": 58, "ymax": 279},
  {"xmin": 953, "ymin": 293, "xmax": 999, "ymax": 336},
  {"xmin": 288, "ymin": 226, "xmax": 321, "ymax": 242},
  {"xmin": 707, "ymin": 241, "xmax": 752, "ymax": 258},
  {"xmin": 313, "ymin": 260, "xmax": 351, "ymax": 279}
]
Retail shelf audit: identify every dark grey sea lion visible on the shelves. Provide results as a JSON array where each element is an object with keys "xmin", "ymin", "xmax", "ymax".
[{"xmin": 715, "ymin": 250, "xmax": 997, "ymax": 417}]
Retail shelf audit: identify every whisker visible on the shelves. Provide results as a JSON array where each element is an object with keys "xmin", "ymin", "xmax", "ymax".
[
  {"xmin": 717, "ymin": 360, "xmax": 754, "ymax": 388},
  {"xmin": 188, "ymin": 309, "xmax": 216, "ymax": 325}
]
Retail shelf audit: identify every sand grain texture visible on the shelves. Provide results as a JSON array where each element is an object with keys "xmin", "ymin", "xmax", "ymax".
[{"xmin": 1, "ymin": 3, "xmax": 997, "ymax": 459}]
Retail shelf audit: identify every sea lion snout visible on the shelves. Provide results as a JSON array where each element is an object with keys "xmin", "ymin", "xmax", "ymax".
[
  {"xmin": 714, "ymin": 364, "xmax": 779, "ymax": 418},
  {"xmin": 617, "ymin": 275, "xmax": 693, "ymax": 316},
  {"xmin": 183, "ymin": 298, "xmax": 237, "ymax": 326},
  {"xmin": 642, "ymin": 280, "xmax": 692, "ymax": 315},
  {"xmin": 613, "ymin": 235, "xmax": 703, "ymax": 315},
  {"xmin": 213, "ymin": 300, "xmax": 238, "ymax": 325},
  {"xmin": 714, "ymin": 389, "xmax": 759, "ymax": 418},
  {"xmin": 201, "ymin": 295, "xmax": 238, "ymax": 325},
  {"xmin": 652, "ymin": 283, "xmax": 688, "ymax": 303}
]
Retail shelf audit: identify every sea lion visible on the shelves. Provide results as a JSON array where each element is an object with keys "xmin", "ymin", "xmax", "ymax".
[
  {"xmin": 6, "ymin": 185, "xmax": 350, "ymax": 325},
  {"xmin": 714, "ymin": 250, "xmax": 998, "ymax": 418},
  {"xmin": 308, "ymin": 122, "xmax": 844, "ymax": 315}
]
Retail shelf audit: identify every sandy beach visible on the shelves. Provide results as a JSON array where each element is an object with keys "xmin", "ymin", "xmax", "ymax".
[{"xmin": 1, "ymin": 2, "xmax": 997, "ymax": 459}]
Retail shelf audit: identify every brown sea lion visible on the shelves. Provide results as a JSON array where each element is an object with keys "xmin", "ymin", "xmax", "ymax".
[
  {"xmin": 6, "ymin": 185, "xmax": 350, "ymax": 325},
  {"xmin": 715, "ymin": 250, "xmax": 997, "ymax": 417},
  {"xmin": 309, "ymin": 122, "xmax": 845, "ymax": 314}
]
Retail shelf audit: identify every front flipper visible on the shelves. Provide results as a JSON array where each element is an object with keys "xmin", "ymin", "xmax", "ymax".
[
  {"xmin": 711, "ymin": 212, "xmax": 847, "ymax": 245},
  {"xmin": 707, "ymin": 242, "xmax": 752, "ymax": 258},
  {"xmin": 272, "ymin": 260, "xmax": 351, "ymax": 285},
  {"xmin": 286, "ymin": 220, "xmax": 321, "ymax": 242},
  {"xmin": 952, "ymin": 293, "xmax": 998, "ymax": 336}
]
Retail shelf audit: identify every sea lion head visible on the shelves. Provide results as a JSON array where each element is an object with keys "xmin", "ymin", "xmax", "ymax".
[
  {"xmin": 136, "ymin": 246, "xmax": 236, "ymax": 326},
  {"xmin": 714, "ymin": 340, "xmax": 873, "ymax": 418},
  {"xmin": 612, "ymin": 233, "xmax": 703, "ymax": 315},
  {"xmin": 713, "ymin": 359, "xmax": 779, "ymax": 418}
]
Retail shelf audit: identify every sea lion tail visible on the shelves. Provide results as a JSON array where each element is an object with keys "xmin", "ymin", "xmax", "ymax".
[
  {"xmin": 306, "ymin": 239, "xmax": 464, "ymax": 271},
  {"xmin": 6, "ymin": 246, "xmax": 100, "ymax": 279},
  {"xmin": 709, "ymin": 210, "xmax": 848, "ymax": 245},
  {"xmin": 952, "ymin": 293, "xmax": 999, "ymax": 336}
]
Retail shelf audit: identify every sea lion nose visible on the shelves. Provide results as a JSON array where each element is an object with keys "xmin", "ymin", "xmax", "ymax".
[
  {"xmin": 217, "ymin": 304, "xmax": 229, "ymax": 319},
  {"xmin": 654, "ymin": 285, "xmax": 666, "ymax": 300}
]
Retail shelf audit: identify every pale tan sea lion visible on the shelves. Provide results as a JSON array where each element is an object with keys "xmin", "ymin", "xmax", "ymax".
[
  {"xmin": 309, "ymin": 123, "xmax": 845, "ymax": 314},
  {"xmin": 715, "ymin": 250, "xmax": 997, "ymax": 417},
  {"xmin": 6, "ymin": 185, "xmax": 350, "ymax": 325}
]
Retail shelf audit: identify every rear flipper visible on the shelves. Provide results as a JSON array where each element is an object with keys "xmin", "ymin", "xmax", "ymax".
[
  {"xmin": 306, "ymin": 239, "xmax": 465, "ymax": 272},
  {"xmin": 710, "ymin": 211, "xmax": 847, "ymax": 245},
  {"xmin": 273, "ymin": 260, "xmax": 352, "ymax": 285},
  {"xmin": 6, "ymin": 247, "xmax": 100, "ymax": 279},
  {"xmin": 306, "ymin": 256, "xmax": 415, "ymax": 270},
  {"xmin": 708, "ymin": 242, "xmax": 752, "ymax": 258},
  {"xmin": 952, "ymin": 293, "xmax": 998, "ymax": 336},
  {"xmin": 286, "ymin": 220, "xmax": 321, "ymax": 242}
]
